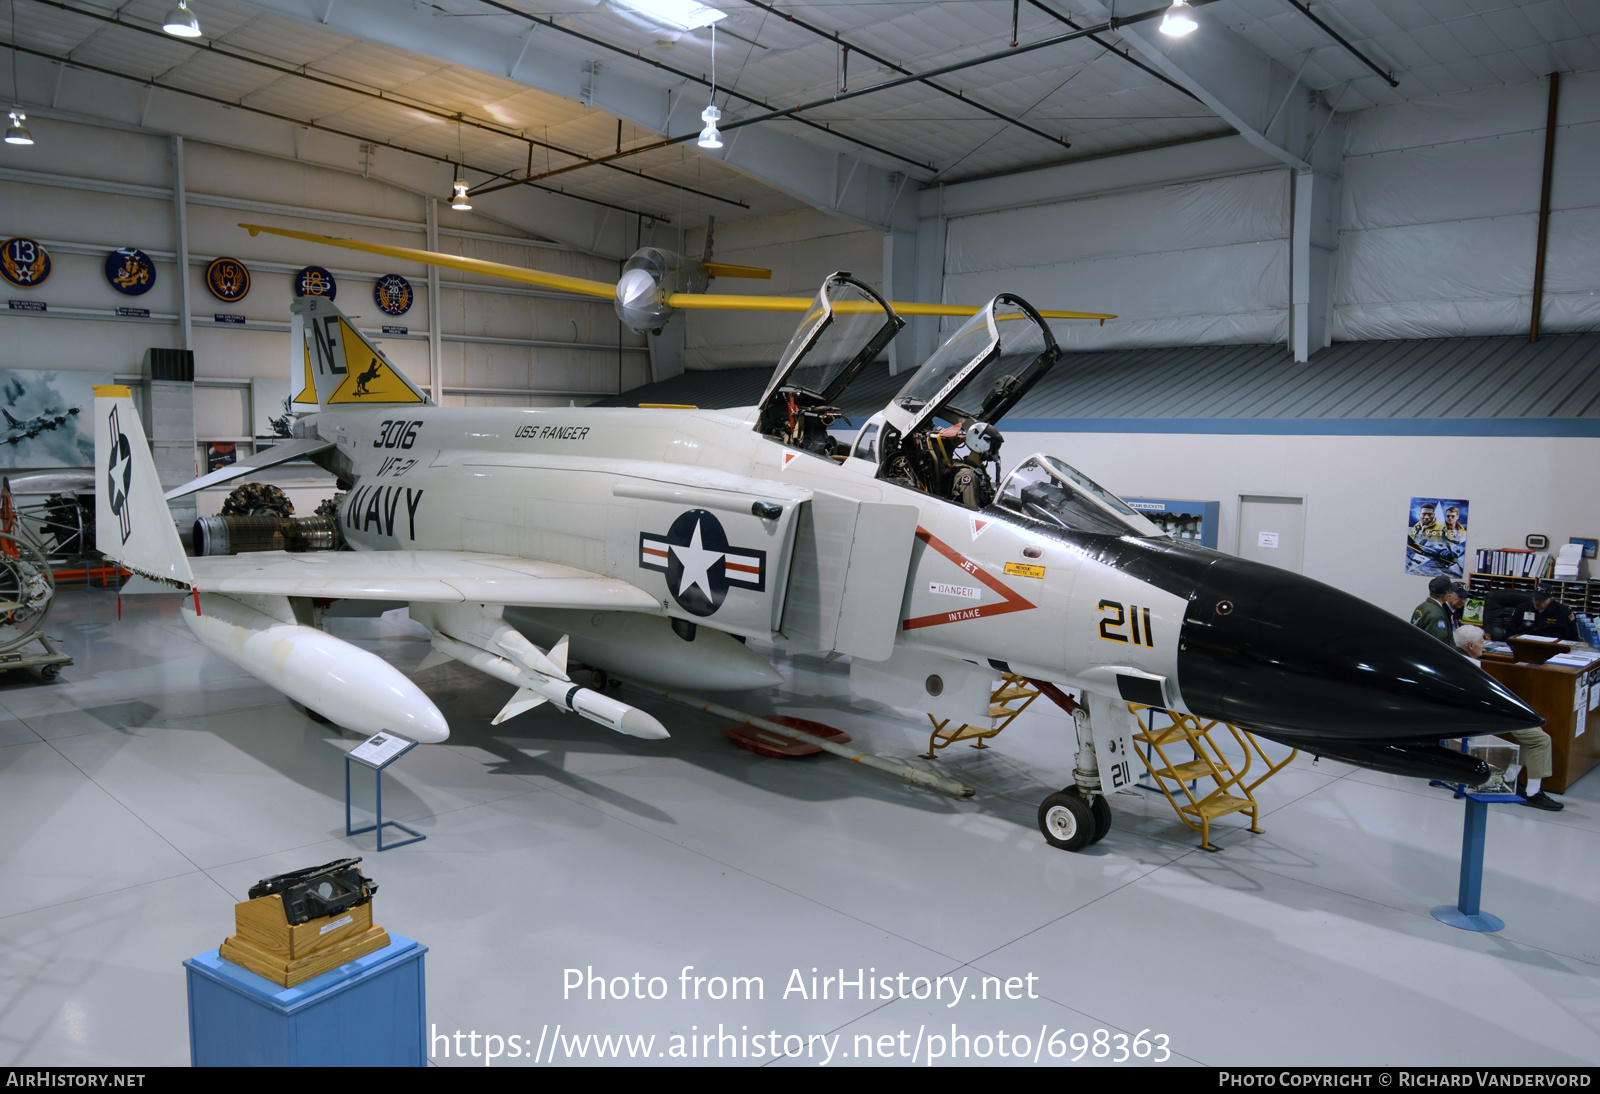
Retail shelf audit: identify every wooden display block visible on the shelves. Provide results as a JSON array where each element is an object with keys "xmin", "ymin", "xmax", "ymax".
[{"xmin": 219, "ymin": 893, "xmax": 390, "ymax": 988}]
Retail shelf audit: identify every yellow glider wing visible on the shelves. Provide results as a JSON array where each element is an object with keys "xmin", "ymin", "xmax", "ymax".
[
  {"xmin": 241, "ymin": 223, "xmax": 1114, "ymax": 322},
  {"xmin": 663, "ymin": 294, "xmax": 1115, "ymax": 323},
  {"xmin": 240, "ymin": 224, "xmax": 618, "ymax": 300}
]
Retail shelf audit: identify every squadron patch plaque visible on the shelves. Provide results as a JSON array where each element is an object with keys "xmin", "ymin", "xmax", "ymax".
[
  {"xmin": 205, "ymin": 257, "xmax": 251, "ymax": 302},
  {"xmin": 105, "ymin": 248, "xmax": 157, "ymax": 296},
  {"xmin": 1, "ymin": 237, "xmax": 51, "ymax": 288},
  {"xmin": 295, "ymin": 265, "xmax": 337, "ymax": 300},
  {"xmin": 373, "ymin": 274, "xmax": 412, "ymax": 316}
]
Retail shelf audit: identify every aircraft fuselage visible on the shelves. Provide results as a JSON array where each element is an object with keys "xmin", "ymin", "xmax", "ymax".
[{"xmin": 304, "ymin": 402, "xmax": 1541, "ymax": 772}]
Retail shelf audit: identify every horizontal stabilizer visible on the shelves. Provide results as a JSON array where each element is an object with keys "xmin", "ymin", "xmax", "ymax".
[{"xmin": 164, "ymin": 437, "xmax": 335, "ymax": 501}]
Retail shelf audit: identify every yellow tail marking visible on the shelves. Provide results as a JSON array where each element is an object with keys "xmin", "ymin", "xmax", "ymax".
[
  {"xmin": 325, "ymin": 318, "xmax": 424, "ymax": 404},
  {"xmin": 293, "ymin": 341, "xmax": 317, "ymax": 406}
]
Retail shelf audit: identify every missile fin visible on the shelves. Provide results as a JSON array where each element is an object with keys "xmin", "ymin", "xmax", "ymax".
[
  {"xmin": 417, "ymin": 649, "xmax": 454, "ymax": 671},
  {"xmin": 492, "ymin": 687, "xmax": 549, "ymax": 725},
  {"xmin": 549, "ymin": 634, "xmax": 569, "ymax": 674}
]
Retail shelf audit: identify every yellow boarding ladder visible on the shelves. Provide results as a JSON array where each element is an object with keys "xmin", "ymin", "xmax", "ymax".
[
  {"xmin": 922, "ymin": 674, "xmax": 1041, "ymax": 758},
  {"xmin": 1127, "ymin": 705, "xmax": 1297, "ymax": 851}
]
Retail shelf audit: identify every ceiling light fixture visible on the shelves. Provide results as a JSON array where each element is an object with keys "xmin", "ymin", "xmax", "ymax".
[
  {"xmin": 696, "ymin": 20, "xmax": 722, "ymax": 149},
  {"xmin": 448, "ymin": 115, "xmax": 471, "ymax": 209},
  {"xmin": 162, "ymin": 0, "xmax": 202, "ymax": 38},
  {"xmin": 697, "ymin": 104, "xmax": 722, "ymax": 149},
  {"xmin": 4, "ymin": 109, "xmax": 31, "ymax": 146},
  {"xmin": 622, "ymin": 0, "xmax": 725, "ymax": 32},
  {"xmin": 1159, "ymin": 0, "xmax": 1198, "ymax": 38}
]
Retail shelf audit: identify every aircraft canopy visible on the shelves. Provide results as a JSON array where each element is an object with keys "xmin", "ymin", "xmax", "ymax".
[
  {"xmin": 756, "ymin": 273, "xmax": 901, "ymax": 414},
  {"xmin": 997, "ymin": 455, "xmax": 1164, "ymax": 538},
  {"xmin": 882, "ymin": 294, "xmax": 1058, "ymax": 438}
]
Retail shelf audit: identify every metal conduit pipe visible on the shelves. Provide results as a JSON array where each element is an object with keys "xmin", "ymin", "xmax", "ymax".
[{"xmin": 1531, "ymin": 72, "xmax": 1561, "ymax": 343}]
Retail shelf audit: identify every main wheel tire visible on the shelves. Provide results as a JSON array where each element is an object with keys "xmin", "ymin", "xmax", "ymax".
[
  {"xmin": 1038, "ymin": 791, "xmax": 1095, "ymax": 852},
  {"xmin": 1089, "ymin": 793, "xmax": 1112, "ymax": 844}
]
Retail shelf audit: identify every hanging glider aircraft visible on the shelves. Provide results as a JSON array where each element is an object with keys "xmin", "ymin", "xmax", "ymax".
[
  {"xmin": 236, "ymin": 219, "xmax": 1117, "ymax": 336},
  {"xmin": 96, "ymin": 264, "xmax": 1540, "ymax": 852}
]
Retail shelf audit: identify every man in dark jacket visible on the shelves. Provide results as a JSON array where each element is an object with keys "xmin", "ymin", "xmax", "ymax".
[
  {"xmin": 1509, "ymin": 583, "xmax": 1578, "ymax": 641},
  {"xmin": 1411, "ymin": 576, "xmax": 1465, "ymax": 644}
]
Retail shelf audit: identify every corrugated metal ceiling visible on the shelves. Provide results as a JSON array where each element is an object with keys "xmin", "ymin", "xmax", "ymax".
[{"xmin": 3, "ymin": 1, "xmax": 1596, "ymax": 222}]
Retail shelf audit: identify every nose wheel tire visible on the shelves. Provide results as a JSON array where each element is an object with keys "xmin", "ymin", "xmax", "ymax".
[
  {"xmin": 1088, "ymin": 793, "xmax": 1112, "ymax": 844},
  {"xmin": 1038, "ymin": 789, "xmax": 1112, "ymax": 851},
  {"xmin": 1038, "ymin": 791, "xmax": 1095, "ymax": 851}
]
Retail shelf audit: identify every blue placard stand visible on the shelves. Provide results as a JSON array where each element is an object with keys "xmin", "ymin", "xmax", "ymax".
[
  {"xmin": 1428, "ymin": 737, "xmax": 1521, "ymax": 932},
  {"xmin": 186, "ymin": 935, "xmax": 427, "ymax": 1065},
  {"xmin": 345, "ymin": 735, "xmax": 424, "ymax": 851},
  {"xmin": 1431, "ymin": 788, "xmax": 1520, "ymax": 933}
]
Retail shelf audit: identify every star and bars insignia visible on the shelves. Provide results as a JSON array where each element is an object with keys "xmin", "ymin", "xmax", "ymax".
[{"xmin": 639, "ymin": 509, "xmax": 765, "ymax": 618}]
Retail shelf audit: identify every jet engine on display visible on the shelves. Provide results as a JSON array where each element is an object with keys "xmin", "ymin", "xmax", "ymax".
[{"xmin": 96, "ymin": 261, "xmax": 1542, "ymax": 852}]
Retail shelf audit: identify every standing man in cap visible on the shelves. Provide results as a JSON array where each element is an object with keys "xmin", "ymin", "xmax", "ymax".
[
  {"xmin": 1510, "ymin": 582, "xmax": 1579, "ymax": 640},
  {"xmin": 1411, "ymin": 576, "xmax": 1466, "ymax": 644}
]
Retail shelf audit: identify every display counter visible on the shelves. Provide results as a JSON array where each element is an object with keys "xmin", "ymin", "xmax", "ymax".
[{"xmin": 1479, "ymin": 652, "xmax": 1600, "ymax": 793}]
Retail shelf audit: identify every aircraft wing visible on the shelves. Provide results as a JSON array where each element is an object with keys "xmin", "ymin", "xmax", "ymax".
[{"xmin": 189, "ymin": 550, "xmax": 662, "ymax": 611}]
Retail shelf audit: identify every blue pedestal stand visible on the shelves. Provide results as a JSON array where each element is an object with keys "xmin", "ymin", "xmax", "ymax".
[
  {"xmin": 185, "ymin": 935, "xmax": 428, "ymax": 1065},
  {"xmin": 1431, "ymin": 790, "xmax": 1520, "ymax": 933},
  {"xmin": 345, "ymin": 734, "xmax": 424, "ymax": 851}
]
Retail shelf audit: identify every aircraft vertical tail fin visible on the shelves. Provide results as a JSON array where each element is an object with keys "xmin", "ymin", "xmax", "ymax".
[
  {"xmin": 1, "ymin": 409, "xmax": 19, "ymax": 428},
  {"xmin": 93, "ymin": 386, "xmax": 194, "ymax": 588},
  {"xmin": 292, "ymin": 295, "xmax": 432, "ymax": 410}
]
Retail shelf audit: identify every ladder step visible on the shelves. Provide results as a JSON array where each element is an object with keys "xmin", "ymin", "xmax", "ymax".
[
  {"xmin": 935, "ymin": 724, "xmax": 993, "ymax": 743},
  {"xmin": 987, "ymin": 704, "xmax": 1022, "ymax": 719},
  {"xmin": 1154, "ymin": 759, "xmax": 1214, "ymax": 782},
  {"xmin": 991, "ymin": 685, "xmax": 1036, "ymax": 702},
  {"xmin": 1134, "ymin": 725, "xmax": 1190, "ymax": 746},
  {"xmin": 1180, "ymin": 794, "xmax": 1253, "ymax": 820}
]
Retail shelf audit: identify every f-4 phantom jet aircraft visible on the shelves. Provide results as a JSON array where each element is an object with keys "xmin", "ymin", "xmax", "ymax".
[{"xmin": 97, "ymin": 275, "xmax": 1540, "ymax": 851}]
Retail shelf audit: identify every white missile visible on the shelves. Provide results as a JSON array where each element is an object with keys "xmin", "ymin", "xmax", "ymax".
[
  {"xmin": 424, "ymin": 631, "xmax": 668, "ymax": 740},
  {"xmin": 410, "ymin": 602, "xmax": 668, "ymax": 740},
  {"xmin": 186, "ymin": 593, "xmax": 450, "ymax": 743}
]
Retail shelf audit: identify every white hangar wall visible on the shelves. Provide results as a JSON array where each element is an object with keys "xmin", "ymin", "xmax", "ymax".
[
  {"xmin": 943, "ymin": 168, "xmax": 1292, "ymax": 351},
  {"xmin": 1005, "ymin": 429, "xmax": 1600, "ymax": 622},
  {"xmin": 1336, "ymin": 70, "xmax": 1600, "ymax": 341},
  {"xmin": 0, "ymin": 115, "xmax": 645, "ymax": 466},
  {"xmin": 916, "ymin": 70, "xmax": 1600, "ymax": 358}
]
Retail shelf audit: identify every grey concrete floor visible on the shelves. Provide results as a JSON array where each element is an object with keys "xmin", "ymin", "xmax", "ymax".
[{"xmin": 2, "ymin": 584, "xmax": 1598, "ymax": 1067}]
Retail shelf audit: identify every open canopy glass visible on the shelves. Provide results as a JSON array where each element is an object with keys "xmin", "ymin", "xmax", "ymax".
[
  {"xmin": 882, "ymin": 294, "xmax": 1058, "ymax": 439},
  {"xmin": 755, "ymin": 273, "xmax": 902, "ymax": 456}
]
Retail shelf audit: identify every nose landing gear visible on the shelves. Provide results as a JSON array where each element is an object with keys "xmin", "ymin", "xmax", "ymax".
[{"xmin": 1037, "ymin": 788, "xmax": 1112, "ymax": 851}]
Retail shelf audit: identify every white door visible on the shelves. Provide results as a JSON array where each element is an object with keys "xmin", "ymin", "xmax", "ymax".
[{"xmin": 1237, "ymin": 495, "xmax": 1305, "ymax": 573}]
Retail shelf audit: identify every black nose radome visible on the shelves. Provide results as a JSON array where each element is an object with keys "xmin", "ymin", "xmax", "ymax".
[{"xmin": 1177, "ymin": 556, "xmax": 1543, "ymax": 743}]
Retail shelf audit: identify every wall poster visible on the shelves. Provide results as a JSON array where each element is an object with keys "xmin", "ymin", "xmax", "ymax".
[
  {"xmin": 1406, "ymin": 497, "xmax": 1469, "ymax": 578},
  {"xmin": 0, "ymin": 369, "xmax": 113, "ymax": 468}
]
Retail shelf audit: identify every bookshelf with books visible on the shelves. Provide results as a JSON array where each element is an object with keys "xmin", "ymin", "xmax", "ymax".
[{"xmin": 1467, "ymin": 573, "xmax": 1600, "ymax": 614}]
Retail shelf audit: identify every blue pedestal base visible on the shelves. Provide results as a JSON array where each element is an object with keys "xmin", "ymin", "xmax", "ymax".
[
  {"xmin": 1432, "ymin": 794, "xmax": 1511, "ymax": 934},
  {"xmin": 1431, "ymin": 905, "xmax": 1506, "ymax": 932},
  {"xmin": 185, "ymin": 934, "xmax": 428, "ymax": 1066}
]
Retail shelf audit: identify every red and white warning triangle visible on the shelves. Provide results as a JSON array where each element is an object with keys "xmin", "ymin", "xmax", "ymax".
[{"xmin": 969, "ymin": 514, "xmax": 993, "ymax": 540}]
